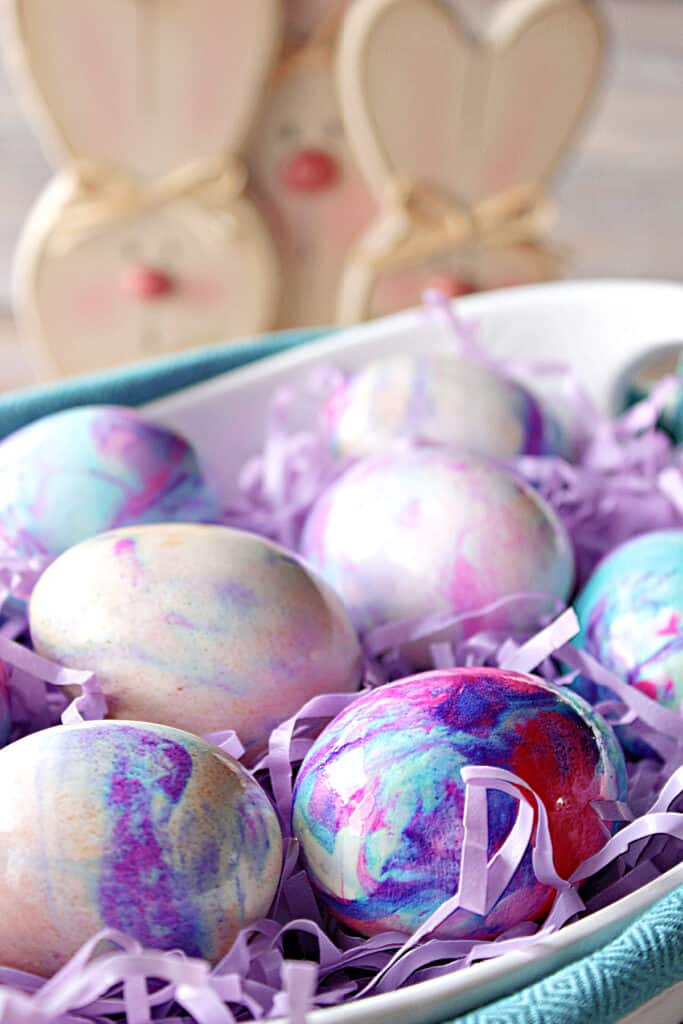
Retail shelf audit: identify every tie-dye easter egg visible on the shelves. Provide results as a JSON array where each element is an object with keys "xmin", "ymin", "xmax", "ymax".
[
  {"xmin": 573, "ymin": 530, "xmax": 683, "ymax": 750},
  {"xmin": 29, "ymin": 524, "xmax": 362, "ymax": 751},
  {"xmin": 322, "ymin": 353, "xmax": 563, "ymax": 459},
  {"xmin": 0, "ymin": 405, "xmax": 220, "ymax": 559},
  {"xmin": 0, "ymin": 662, "xmax": 10, "ymax": 747},
  {"xmin": 299, "ymin": 448, "xmax": 574, "ymax": 646},
  {"xmin": 0, "ymin": 720, "xmax": 283, "ymax": 976},
  {"xmin": 292, "ymin": 668, "xmax": 626, "ymax": 939}
]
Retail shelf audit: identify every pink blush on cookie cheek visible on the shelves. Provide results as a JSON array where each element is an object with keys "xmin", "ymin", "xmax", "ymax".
[
  {"xmin": 325, "ymin": 177, "xmax": 377, "ymax": 247},
  {"xmin": 73, "ymin": 279, "xmax": 120, "ymax": 321},
  {"xmin": 179, "ymin": 275, "xmax": 229, "ymax": 305}
]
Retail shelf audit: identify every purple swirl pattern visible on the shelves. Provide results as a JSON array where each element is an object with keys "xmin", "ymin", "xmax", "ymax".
[
  {"xmin": 0, "ymin": 405, "xmax": 220, "ymax": 558},
  {"xmin": 0, "ymin": 721, "xmax": 283, "ymax": 976},
  {"xmin": 293, "ymin": 668, "xmax": 626, "ymax": 939}
]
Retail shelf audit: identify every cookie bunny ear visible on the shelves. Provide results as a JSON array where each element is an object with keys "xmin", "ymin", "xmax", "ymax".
[
  {"xmin": 337, "ymin": 0, "xmax": 604, "ymax": 205},
  {"xmin": 337, "ymin": 0, "xmax": 471, "ymax": 201},
  {"xmin": 471, "ymin": 0, "xmax": 605, "ymax": 204},
  {"xmin": 6, "ymin": 0, "xmax": 282, "ymax": 177}
]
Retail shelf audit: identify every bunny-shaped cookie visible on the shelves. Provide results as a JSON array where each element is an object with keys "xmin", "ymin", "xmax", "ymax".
[
  {"xmin": 336, "ymin": 0, "xmax": 605, "ymax": 321},
  {"xmin": 6, "ymin": 0, "xmax": 282, "ymax": 377},
  {"xmin": 248, "ymin": 6, "xmax": 377, "ymax": 329}
]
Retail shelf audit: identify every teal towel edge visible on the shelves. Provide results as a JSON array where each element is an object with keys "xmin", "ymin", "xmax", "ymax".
[
  {"xmin": 0, "ymin": 326, "xmax": 333, "ymax": 440},
  {"xmin": 1, "ymin": 329, "xmax": 681, "ymax": 1020},
  {"xmin": 449, "ymin": 887, "xmax": 683, "ymax": 1024}
]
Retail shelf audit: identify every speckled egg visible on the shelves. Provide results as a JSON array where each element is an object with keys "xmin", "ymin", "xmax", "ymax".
[
  {"xmin": 29, "ymin": 524, "xmax": 362, "ymax": 751},
  {"xmin": 0, "ymin": 662, "xmax": 10, "ymax": 747},
  {"xmin": 299, "ymin": 448, "xmax": 574, "ymax": 644},
  {"xmin": 0, "ymin": 720, "xmax": 282, "ymax": 976},
  {"xmin": 322, "ymin": 352, "xmax": 562, "ymax": 459},
  {"xmin": 0, "ymin": 405, "xmax": 220, "ymax": 558},
  {"xmin": 574, "ymin": 529, "xmax": 683, "ymax": 729},
  {"xmin": 293, "ymin": 668, "xmax": 626, "ymax": 939}
]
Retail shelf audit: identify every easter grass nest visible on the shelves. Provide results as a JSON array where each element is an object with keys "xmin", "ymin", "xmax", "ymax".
[{"xmin": 0, "ymin": 296, "xmax": 682, "ymax": 1023}]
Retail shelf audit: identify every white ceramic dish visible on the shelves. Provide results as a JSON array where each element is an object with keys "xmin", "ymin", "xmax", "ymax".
[{"xmin": 147, "ymin": 279, "xmax": 683, "ymax": 1024}]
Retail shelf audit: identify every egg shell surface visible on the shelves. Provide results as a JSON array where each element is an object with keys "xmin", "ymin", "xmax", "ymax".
[
  {"xmin": 0, "ymin": 720, "xmax": 283, "ymax": 976},
  {"xmin": 292, "ymin": 668, "xmax": 626, "ymax": 939},
  {"xmin": 0, "ymin": 662, "xmax": 10, "ymax": 747},
  {"xmin": 574, "ymin": 529, "xmax": 683, "ymax": 722},
  {"xmin": 29, "ymin": 524, "xmax": 363, "ymax": 750},
  {"xmin": 299, "ymin": 448, "xmax": 574, "ymax": 641},
  {"xmin": 0, "ymin": 405, "xmax": 220, "ymax": 558},
  {"xmin": 322, "ymin": 352, "xmax": 562, "ymax": 459}
]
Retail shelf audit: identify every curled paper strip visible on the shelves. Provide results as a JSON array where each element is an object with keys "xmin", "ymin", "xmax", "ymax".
[
  {"xmin": 0, "ymin": 546, "xmax": 52, "ymax": 608},
  {"xmin": 0, "ymin": 633, "xmax": 105, "ymax": 738}
]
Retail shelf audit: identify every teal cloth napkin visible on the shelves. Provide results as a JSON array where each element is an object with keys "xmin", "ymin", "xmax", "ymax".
[
  {"xmin": 0, "ymin": 326, "xmax": 330, "ymax": 440},
  {"xmin": 1, "ymin": 330, "xmax": 680, "ymax": 1022},
  {"xmin": 450, "ymin": 887, "xmax": 683, "ymax": 1024}
]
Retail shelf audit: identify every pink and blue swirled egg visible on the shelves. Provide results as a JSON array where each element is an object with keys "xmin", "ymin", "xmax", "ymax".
[
  {"xmin": 0, "ymin": 662, "xmax": 10, "ymax": 747},
  {"xmin": 322, "ymin": 352, "xmax": 563, "ymax": 459},
  {"xmin": 29, "ymin": 524, "xmax": 362, "ymax": 750},
  {"xmin": 0, "ymin": 405, "xmax": 220, "ymax": 558},
  {"xmin": 299, "ymin": 448, "xmax": 574, "ymax": 647},
  {"xmin": 292, "ymin": 668, "xmax": 626, "ymax": 939},
  {"xmin": 0, "ymin": 720, "xmax": 283, "ymax": 976},
  {"xmin": 574, "ymin": 530, "xmax": 683, "ymax": 747}
]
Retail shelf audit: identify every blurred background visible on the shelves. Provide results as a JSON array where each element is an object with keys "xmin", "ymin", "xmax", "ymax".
[{"xmin": 0, "ymin": 0, "xmax": 681, "ymax": 390}]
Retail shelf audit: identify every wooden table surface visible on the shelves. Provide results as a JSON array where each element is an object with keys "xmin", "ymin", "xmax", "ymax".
[{"xmin": 0, "ymin": 0, "xmax": 681, "ymax": 392}]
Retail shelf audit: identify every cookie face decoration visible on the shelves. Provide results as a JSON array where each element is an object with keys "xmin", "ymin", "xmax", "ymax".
[
  {"xmin": 336, "ymin": 0, "xmax": 605, "ymax": 320},
  {"xmin": 7, "ymin": 0, "xmax": 283, "ymax": 375},
  {"xmin": 248, "ymin": 38, "xmax": 376, "ymax": 329},
  {"xmin": 17, "ymin": 190, "xmax": 279, "ymax": 374}
]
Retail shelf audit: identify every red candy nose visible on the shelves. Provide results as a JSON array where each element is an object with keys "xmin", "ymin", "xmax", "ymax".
[
  {"xmin": 123, "ymin": 266, "xmax": 176, "ymax": 301},
  {"xmin": 426, "ymin": 273, "xmax": 476, "ymax": 299},
  {"xmin": 279, "ymin": 148, "xmax": 339, "ymax": 193}
]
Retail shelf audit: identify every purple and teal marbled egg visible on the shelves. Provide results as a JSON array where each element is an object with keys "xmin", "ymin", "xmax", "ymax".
[
  {"xmin": 299, "ymin": 448, "xmax": 574, "ymax": 647},
  {"xmin": 0, "ymin": 720, "xmax": 283, "ymax": 976},
  {"xmin": 293, "ymin": 668, "xmax": 626, "ymax": 939},
  {"xmin": 322, "ymin": 352, "xmax": 563, "ymax": 459},
  {"xmin": 0, "ymin": 405, "xmax": 220, "ymax": 558},
  {"xmin": 573, "ymin": 530, "xmax": 683, "ymax": 748},
  {"xmin": 29, "ymin": 524, "xmax": 362, "ymax": 751}
]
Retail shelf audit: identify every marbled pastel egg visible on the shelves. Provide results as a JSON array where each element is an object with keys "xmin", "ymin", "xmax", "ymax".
[
  {"xmin": 574, "ymin": 529, "xmax": 683, "ymax": 722},
  {"xmin": 0, "ymin": 720, "xmax": 282, "ymax": 975},
  {"xmin": 0, "ymin": 405, "xmax": 220, "ymax": 558},
  {"xmin": 323, "ymin": 352, "xmax": 562, "ymax": 459},
  {"xmin": 293, "ymin": 668, "xmax": 626, "ymax": 939},
  {"xmin": 29, "ymin": 524, "xmax": 362, "ymax": 750},
  {"xmin": 0, "ymin": 662, "xmax": 10, "ymax": 747},
  {"xmin": 299, "ymin": 449, "xmax": 574, "ymax": 645}
]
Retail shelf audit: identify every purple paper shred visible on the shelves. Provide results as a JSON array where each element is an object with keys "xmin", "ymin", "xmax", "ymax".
[{"xmin": 0, "ymin": 299, "xmax": 682, "ymax": 1022}]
